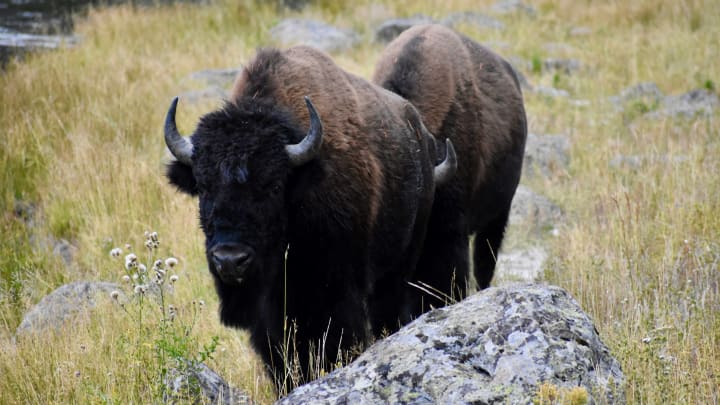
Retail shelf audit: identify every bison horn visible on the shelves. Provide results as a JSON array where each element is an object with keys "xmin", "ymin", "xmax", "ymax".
[
  {"xmin": 286, "ymin": 96, "xmax": 323, "ymax": 167},
  {"xmin": 434, "ymin": 139, "xmax": 457, "ymax": 186},
  {"xmin": 164, "ymin": 96, "xmax": 194, "ymax": 166}
]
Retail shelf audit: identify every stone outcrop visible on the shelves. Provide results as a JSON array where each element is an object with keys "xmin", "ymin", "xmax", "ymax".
[{"xmin": 277, "ymin": 285, "xmax": 625, "ymax": 405}]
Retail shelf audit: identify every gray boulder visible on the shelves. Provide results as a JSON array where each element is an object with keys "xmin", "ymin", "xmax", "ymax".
[
  {"xmin": 270, "ymin": 19, "xmax": 359, "ymax": 53},
  {"xmin": 534, "ymin": 85, "xmax": 569, "ymax": 98},
  {"xmin": 523, "ymin": 133, "xmax": 571, "ymax": 179},
  {"xmin": 509, "ymin": 185, "xmax": 563, "ymax": 233},
  {"xmin": 375, "ymin": 15, "xmax": 435, "ymax": 43},
  {"xmin": 165, "ymin": 361, "xmax": 253, "ymax": 405},
  {"xmin": 277, "ymin": 284, "xmax": 625, "ymax": 404},
  {"xmin": 188, "ymin": 68, "xmax": 241, "ymax": 89},
  {"xmin": 16, "ymin": 281, "xmax": 121, "ymax": 337},
  {"xmin": 609, "ymin": 82, "xmax": 664, "ymax": 111}
]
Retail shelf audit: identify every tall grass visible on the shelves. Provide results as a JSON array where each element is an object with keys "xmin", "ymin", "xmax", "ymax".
[{"xmin": 0, "ymin": 0, "xmax": 718, "ymax": 403}]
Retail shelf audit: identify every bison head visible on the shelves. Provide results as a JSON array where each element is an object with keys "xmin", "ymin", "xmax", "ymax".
[{"xmin": 164, "ymin": 96, "xmax": 323, "ymax": 287}]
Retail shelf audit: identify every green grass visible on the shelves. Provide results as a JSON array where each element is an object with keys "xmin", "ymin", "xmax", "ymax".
[{"xmin": 1, "ymin": 0, "xmax": 718, "ymax": 403}]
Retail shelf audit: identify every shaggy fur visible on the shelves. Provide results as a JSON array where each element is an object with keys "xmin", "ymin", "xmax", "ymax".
[
  {"xmin": 373, "ymin": 24, "xmax": 527, "ymax": 307},
  {"xmin": 166, "ymin": 46, "xmax": 440, "ymax": 381}
]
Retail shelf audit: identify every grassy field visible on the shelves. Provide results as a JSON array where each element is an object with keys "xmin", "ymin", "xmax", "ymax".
[{"xmin": 1, "ymin": 0, "xmax": 718, "ymax": 403}]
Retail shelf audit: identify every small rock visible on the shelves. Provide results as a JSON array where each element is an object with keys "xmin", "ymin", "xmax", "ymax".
[
  {"xmin": 543, "ymin": 42, "xmax": 576, "ymax": 54},
  {"xmin": 609, "ymin": 154, "xmax": 689, "ymax": 169},
  {"xmin": 543, "ymin": 58, "xmax": 581, "ymax": 74},
  {"xmin": 523, "ymin": 133, "xmax": 571, "ymax": 179},
  {"xmin": 270, "ymin": 19, "xmax": 359, "ymax": 53},
  {"xmin": 651, "ymin": 88, "xmax": 719, "ymax": 119},
  {"xmin": 374, "ymin": 15, "xmax": 435, "ymax": 43},
  {"xmin": 0, "ymin": 31, "xmax": 80, "ymax": 49},
  {"xmin": 534, "ymin": 85, "xmax": 569, "ymax": 98},
  {"xmin": 179, "ymin": 87, "xmax": 230, "ymax": 105},
  {"xmin": 52, "ymin": 239, "xmax": 77, "ymax": 266},
  {"xmin": 278, "ymin": 285, "xmax": 625, "ymax": 404},
  {"xmin": 490, "ymin": 0, "xmax": 538, "ymax": 17},
  {"xmin": 495, "ymin": 247, "xmax": 548, "ymax": 284},
  {"xmin": 442, "ymin": 11, "xmax": 505, "ymax": 31},
  {"xmin": 609, "ymin": 82, "xmax": 664, "ymax": 110},
  {"xmin": 16, "ymin": 281, "xmax": 121, "ymax": 337},
  {"xmin": 165, "ymin": 361, "xmax": 253, "ymax": 405},
  {"xmin": 509, "ymin": 185, "xmax": 563, "ymax": 232},
  {"xmin": 188, "ymin": 68, "xmax": 241, "ymax": 89},
  {"xmin": 569, "ymin": 26, "xmax": 592, "ymax": 36}
]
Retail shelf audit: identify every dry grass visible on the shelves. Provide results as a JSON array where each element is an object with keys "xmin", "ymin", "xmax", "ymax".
[{"xmin": 0, "ymin": 0, "xmax": 718, "ymax": 403}]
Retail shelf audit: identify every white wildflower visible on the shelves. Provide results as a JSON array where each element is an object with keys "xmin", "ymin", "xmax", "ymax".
[
  {"xmin": 154, "ymin": 259, "xmax": 164, "ymax": 269},
  {"xmin": 110, "ymin": 248, "xmax": 122, "ymax": 258},
  {"xmin": 134, "ymin": 284, "xmax": 147, "ymax": 295},
  {"xmin": 110, "ymin": 290, "xmax": 121, "ymax": 300},
  {"xmin": 169, "ymin": 275, "xmax": 179, "ymax": 283},
  {"xmin": 138, "ymin": 263, "xmax": 147, "ymax": 274},
  {"xmin": 165, "ymin": 257, "xmax": 178, "ymax": 268},
  {"xmin": 145, "ymin": 240, "xmax": 154, "ymax": 249},
  {"xmin": 122, "ymin": 275, "xmax": 131, "ymax": 283},
  {"xmin": 124, "ymin": 244, "xmax": 131, "ymax": 250},
  {"xmin": 150, "ymin": 231, "xmax": 159, "ymax": 242},
  {"xmin": 124, "ymin": 253, "xmax": 138, "ymax": 270}
]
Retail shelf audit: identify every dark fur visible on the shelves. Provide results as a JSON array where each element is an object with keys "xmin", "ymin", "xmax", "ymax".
[
  {"xmin": 373, "ymin": 24, "xmax": 527, "ymax": 307},
  {"xmin": 166, "ymin": 46, "xmax": 439, "ymax": 381}
]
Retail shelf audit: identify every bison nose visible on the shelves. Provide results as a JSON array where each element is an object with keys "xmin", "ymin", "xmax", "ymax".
[{"xmin": 210, "ymin": 243, "xmax": 255, "ymax": 276}]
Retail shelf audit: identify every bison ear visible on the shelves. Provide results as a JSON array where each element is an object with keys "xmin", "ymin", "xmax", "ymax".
[{"xmin": 166, "ymin": 160, "xmax": 198, "ymax": 196}]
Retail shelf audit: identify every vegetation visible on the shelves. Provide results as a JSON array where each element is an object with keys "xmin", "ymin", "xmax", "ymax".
[{"xmin": 1, "ymin": 0, "xmax": 718, "ymax": 403}]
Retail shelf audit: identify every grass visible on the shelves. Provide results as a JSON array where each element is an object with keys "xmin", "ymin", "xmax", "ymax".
[{"xmin": 0, "ymin": 0, "xmax": 718, "ymax": 403}]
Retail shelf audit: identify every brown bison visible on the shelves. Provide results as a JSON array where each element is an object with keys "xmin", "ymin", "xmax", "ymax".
[
  {"xmin": 163, "ymin": 46, "xmax": 455, "ymax": 381},
  {"xmin": 373, "ymin": 24, "xmax": 527, "ymax": 307}
]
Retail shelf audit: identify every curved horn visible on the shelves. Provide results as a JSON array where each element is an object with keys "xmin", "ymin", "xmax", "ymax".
[
  {"xmin": 434, "ymin": 139, "xmax": 457, "ymax": 186},
  {"xmin": 164, "ymin": 97, "xmax": 193, "ymax": 166},
  {"xmin": 286, "ymin": 96, "xmax": 323, "ymax": 167}
]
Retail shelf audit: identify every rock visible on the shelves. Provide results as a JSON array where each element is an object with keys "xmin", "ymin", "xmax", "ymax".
[
  {"xmin": 609, "ymin": 154, "xmax": 689, "ymax": 170},
  {"xmin": 179, "ymin": 87, "xmax": 230, "ymax": 105},
  {"xmin": 609, "ymin": 82, "xmax": 664, "ymax": 110},
  {"xmin": 13, "ymin": 199, "xmax": 36, "ymax": 228},
  {"xmin": 277, "ymin": 0, "xmax": 312, "ymax": 10},
  {"xmin": 543, "ymin": 58, "xmax": 581, "ymax": 74},
  {"xmin": 188, "ymin": 68, "xmax": 241, "ymax": 89},
  {"xmin": 442, "ymin": 11, "xmax": 505, "ymax": 31},
  {"xmin": 494, "ymin": 247, "xmax": 549, "ymax": 284},
  {"xmin": 165, "ymin": 361, "xmax": 253, "ymax": 405},
  {"xmin": 490, "ymin": 0, "xmax": 538, "ymax": 17},
  {"xmin": 270, "ymin": 19, "xmax": 359, "ymax": 53},
  {"xmin": 651, "ymin": 88, "xmax": 719, "ymax": 119},
  {"xmin": 16, "ymin": 281, "xmax": 121, "ymax": 337},
  {"xmin": 569, "ymin": 26, "xmax": 592, "ymax": 36},
  {"xmin": 509, "ymin": 185, "xmax": 563, "ymax": 232},
  {"xmin": 52, "ymin": 238, "xmax": 77, "ymax": 266},
  {"xmin": 523, "ymin": 133, "xmax": 570, "ymax": 179},
  {"xmin": 374, "ymin": 15, "xmax": 435, "ymax": 43},
  {"xmin": 534, "ymin": 85, "xmax": 569, "ymax": 98},
  {"xmin": 543, "ymin": 42, "xmax": 576, "ymax": 54},
  {"xmin": 278, "ymin": 285, "xmax": 625, "ymax": 404}
]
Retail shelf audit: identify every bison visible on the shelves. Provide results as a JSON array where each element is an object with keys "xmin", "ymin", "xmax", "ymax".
[
  {"xmin": 163, "ymin": 46, "xmax": 455, "ymax": 382},
  {"xmin": 373, "ymin": 24, "xmax": 527, "ymax": 308}
]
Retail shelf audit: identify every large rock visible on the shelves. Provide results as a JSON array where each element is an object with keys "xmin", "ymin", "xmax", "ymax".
[
  {"xmin": 16, "ymin": 281, "xmax": 121, "ymax": 337},
  {"xmin": 278, "ymin": 285, "xmax": 624, "ymax": 404},
  {"xmin": 270, "ymin": 19, "xmax": 359, "ymax": 53},
  {"xmin": 509, "ymin": 185, "xmax": 563, "ymax": 233},
  {"xmin": 441, "ymin": 12, "xmax": 505, "ymax": 31},
  {"xmin": 489, "ymin": 0, "xmax": 538, "ymax": 17},
  {"xmin": 523, "ymin": 133, "xmax": 571, "ymax": 179}
]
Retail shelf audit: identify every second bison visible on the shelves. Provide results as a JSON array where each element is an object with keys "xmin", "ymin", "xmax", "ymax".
[{"xmin": 374, "ymin": 24, "xmax": 528, "ymax": 307}]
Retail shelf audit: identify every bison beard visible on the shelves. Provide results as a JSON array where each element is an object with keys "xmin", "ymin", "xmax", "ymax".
[
  {"xmin": 163, "ymin": 46, "xmax": 455, "ymax": 384},
  {"xmin": 373, "ymin": 24, "xmax": 528, "ymax": 310}
]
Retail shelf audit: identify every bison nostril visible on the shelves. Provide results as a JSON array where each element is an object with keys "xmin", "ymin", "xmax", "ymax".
[{"xmin": 211, "ymin": 244, "xmax": 255, "ymax": 274}]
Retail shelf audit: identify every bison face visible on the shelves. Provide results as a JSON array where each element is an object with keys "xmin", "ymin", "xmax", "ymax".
[{"xmin": 164, "ymin": 97, "xmax": 323, "ymax": 286}]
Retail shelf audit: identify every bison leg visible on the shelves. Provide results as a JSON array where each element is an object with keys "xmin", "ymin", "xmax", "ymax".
[
  {"xmin": 412, "ymin": 210, "xmax": 470, "ymax": 313},
  {"xmin": 472, "ymin": 208, "xmax": 511, "ymax": 289}
]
